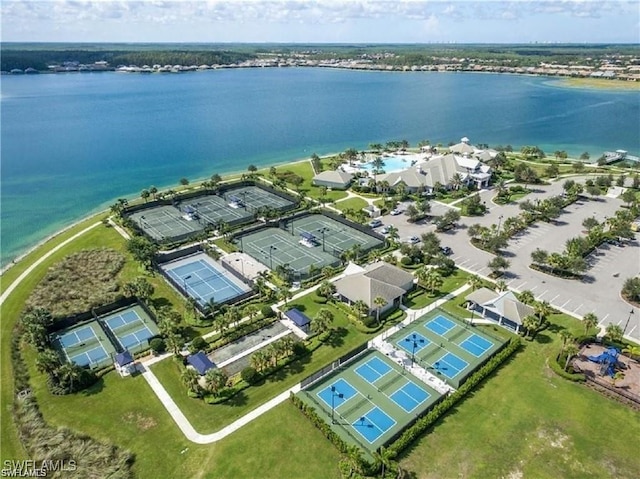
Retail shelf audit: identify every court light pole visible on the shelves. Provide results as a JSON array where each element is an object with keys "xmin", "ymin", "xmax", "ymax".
[
  {"xmin": 182, "ymin": 275, "xmax": 192, "ymax": 293},
  {"xmin": 318, "ymin": 227, "xmax": 329, "ymax": 252},
  {"xmin": 330, "ymin": 386, "xmax": 344, "ymax": 424},
  {"xmin": 234, "ymin": 258, "xmax": 245, "ymax": 277},
  {"xmin": 404, "ymin": 333, "xmax": 425, "ymax": 367},
  {"xmin": 269, "ymin": 246, "xmax": 277, "ymax": 270}
]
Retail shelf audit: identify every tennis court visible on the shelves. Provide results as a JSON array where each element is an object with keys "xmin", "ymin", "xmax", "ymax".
[
  {"xmin": 128, "ymin": 205, "xmax": 201, "ymax": 242},
  {"xmin": 161, "ymin": 252, "xmax": 252, "ymax": 306},
  {"xmin": 431, "ymin": 352, "xmax": 469, "ymax": 379},
  {"xmin": 459, "ymin": 333, "xmax": 495, "ymax": 357},
  {"xmin": 425, "ymin": 315, "xmax": 457, "ymax": 336},
  {"xmin": 53, "ymin": 320, "xmax": 117, "ymax": 369},
  {"xmin": 221, "ymin": 185, "xmax": 295, "ymax": 212},
  {"xmin": 174, "ymin": 196, "xmax": 252, "ymax": 226},
  {"xmin": 300, "ymin": 349, "xmax": 442, "ymax": 453},
  {"xmin": 239, "ymin": 227, "xmax": 340, "ymax": 279},
  {"xmin": 385, "ymin": 309, "xmax": 506, "ymax": 388},
  {"xmin": 284, "ymin": 214, "xmax": 384, "ymax": 259},
  {"xmin": 101, "ymin": 305, "xmax": 160, "ymax": 353}
]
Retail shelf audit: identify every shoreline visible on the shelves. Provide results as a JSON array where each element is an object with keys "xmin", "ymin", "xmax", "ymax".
[{"xmin": 0, "ymin": 155, "xmax": 317, "ymax": 275}]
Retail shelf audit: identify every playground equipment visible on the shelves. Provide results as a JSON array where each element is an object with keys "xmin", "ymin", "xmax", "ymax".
[{"xmin": 588, "ymin": 347, "xmax": 620, "ymax": 377}]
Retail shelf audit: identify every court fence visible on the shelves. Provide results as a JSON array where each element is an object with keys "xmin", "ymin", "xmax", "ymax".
[
  {"xmin": 300, "ymin": 341, "xmax": 369, "ymax": 389},
  {"xmin": 158, "ymin": 251, "xmax": 256, "ymax": 314},
  {"xmin": 48, "ymin": 296, "xmax": 139, "ymax": 333}
]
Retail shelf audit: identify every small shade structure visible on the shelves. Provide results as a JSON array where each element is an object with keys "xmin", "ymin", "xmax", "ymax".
[
  {"xmin": 187, "ymin": 351, "xmax": 215, "ymax": 375},
  {"xmin": 114, "ymin": 350, "xmax": 135, "ymax": 377},
  {"xmin": 285, "ymin": 308, "xmax": 311, "ymax": 332}
]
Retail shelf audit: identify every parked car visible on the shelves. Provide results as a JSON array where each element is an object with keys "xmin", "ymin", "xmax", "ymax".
[
  {"xmin": 368, "ymin": 219, "xmax": 382, "ymax": 228},
  {"xmin": 390, "ymin": 208, "xmax": 402, "ymax": 216},
  {"xmin": 440, "ymin": 246, "xmax": 453, "ymax": 256},
  {"xmin": 406, "ymin": 236, "xmax": 420, "ymax": 244},
  {"xmin": 381, "ymin": 225, "xmax": 391, "ymax": 234}
]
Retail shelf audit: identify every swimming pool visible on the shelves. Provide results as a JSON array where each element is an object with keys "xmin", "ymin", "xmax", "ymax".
[{"xmin": 358, "ymin": 155, "xmax": 420, "ymax": 174}]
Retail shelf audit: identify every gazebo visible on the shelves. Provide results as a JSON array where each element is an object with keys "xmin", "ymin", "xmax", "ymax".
[
  {"xmin": 187, "ymin": 351, "xmax": 215, "ymax": 375},
  {"xmin": 114, "ymin": 350, "xmax": 136, "ymax": 377},
  {"xmin": 465, "ymin": 287, "xmax": 535, "ymax": 333}
]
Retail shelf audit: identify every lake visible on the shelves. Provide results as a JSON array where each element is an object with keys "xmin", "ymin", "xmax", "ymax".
[{"xmin": 1, "ymin": 67, "xmax": 639, "ymax": 267}]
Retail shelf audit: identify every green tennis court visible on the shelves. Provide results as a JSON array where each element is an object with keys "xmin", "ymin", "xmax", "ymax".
[
  {"xmin": 221, "ymin": 185, "xmax": 295, "ymax": 212},
  {"xmin": 239, "ymin": 227, "xmax": 340, "ymax": 280},
  {"xmin": 52, "ymin": 320, "xmax": 117, "ymax": 369},
  {"xmin": 299, "ymin": 349, "xmax": 442, "ymax": 453},
  {"xmin": 283, "ymin": 214, "xmax": 384, "ymax": 258}
]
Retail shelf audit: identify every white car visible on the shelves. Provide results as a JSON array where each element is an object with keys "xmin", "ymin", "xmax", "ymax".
[
  {"xmin": 390, "ymin": 209, "xmax": 402, "ymax": 216},
  {"xmin": 406, "ymin": 236, "xmax": 420, "ymax": 244},
  {"xmin": 369, "ymin": 219, "xmax": 383, "ymax": 228},
  {"xmin": 381, "ymin": 225, "xmax": 391, "ymax": 234}
]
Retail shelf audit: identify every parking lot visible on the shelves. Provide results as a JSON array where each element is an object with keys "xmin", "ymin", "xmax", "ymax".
[{"xmin": 375, "ymin": 179, "xmax": 640, "ymax": 343}]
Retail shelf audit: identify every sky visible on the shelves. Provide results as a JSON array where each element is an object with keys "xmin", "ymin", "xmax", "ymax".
[{"xmin": 1, "ymin": 0, "xmax": 639, "ymax": 44}]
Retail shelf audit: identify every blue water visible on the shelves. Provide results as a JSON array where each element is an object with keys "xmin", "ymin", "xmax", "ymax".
[
  {"xmin": 359, "ymin": 155, "xmax": 418, "ymax": 173},
  {"xmin": 2, "ymin": 68, "xmax": 639, "ymax": 267}
]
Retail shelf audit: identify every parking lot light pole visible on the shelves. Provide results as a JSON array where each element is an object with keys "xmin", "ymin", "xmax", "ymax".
[
  {"xmin": 497, "ymin": 215, "xmax": 504, "ymax": 235},
  {"xmin": 330, "ymin": 386, "xmax": 344, "ymax": 424},
  {"xmin": 623, "ymin": 308, "xmax": 634, "ymax": 335}
]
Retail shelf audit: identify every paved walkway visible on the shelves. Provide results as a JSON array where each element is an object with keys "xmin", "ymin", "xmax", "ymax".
[
  {"xmin": 0, "ymin": 221, "xmax": 102, "ymax": 306},
  {"xmin": 139, "ymin": 364, "xmax": 300, "ymax": 444}
]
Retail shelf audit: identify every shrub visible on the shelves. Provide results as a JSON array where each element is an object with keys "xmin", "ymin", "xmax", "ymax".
[
  {"xmin": 149, "ymin": 337, "xmax": 166, "ymax": 354},
  {"xmin": 292, "ymin": 342, "xmax": 309, "ymax": 357},
  {"xmin": 241, "ymin": 366, "xmax": 260, "ymax": 384},
  {"xmin": 189, "ymin": 336, "xmax": 208, "ymax": 353},
  {"xmin": 261, "ymin": 305, "xmax": 275, "ymax": 318},
  {"xmin": 400, "ymin": 256, "xmax": 413, "ymax": 266},
  {"xmin": 362, "ymin": 315, "xmax": 378, "ymax": 328}
]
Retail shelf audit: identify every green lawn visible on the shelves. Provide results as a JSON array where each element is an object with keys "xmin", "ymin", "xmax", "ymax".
[
  {"xmin": 405, "ymin": 269, "xmax": 470, "ymax": 309},
  {"xmin": 399, "ymin": 313, "xmax": 640, "ymax": 478},
  {"xmin": 333, "ymin": 196, "xmax": 369, "ymax": 212},
  {"xmin": 150, "ymin": 294, "xmax": 372, "ymax": 434}
]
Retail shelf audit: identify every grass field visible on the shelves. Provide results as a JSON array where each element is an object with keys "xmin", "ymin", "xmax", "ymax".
[
  {"xmin": 405, "ymin": 269, "xmax": 471, "ymax": 309},
  {"xmin": 399, "ymin": 312, "xmax": 640, "ymax": 478},
  {"xmin": 333, "ymin": 197, "xmax": 369, "ymax": 213}
]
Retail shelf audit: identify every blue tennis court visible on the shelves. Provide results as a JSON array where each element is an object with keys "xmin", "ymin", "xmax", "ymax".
[
  {"xmin": 105, "ymin": 310, "xmax": 141, "ymax": 331},
  {"xmin": 58, "ymin": 325, "xmax": 96, "ymax": 348},
  {"xmin": 425, "ymin": 314, "xmax": 456, "ymax": 336},
  {"xmin": 397, "ymin": 332, "xmax": 430, "ymax": 355},
  {"xmin": 389, "ymin": 381, "xmax": 431, "ymax": 413},
  {"xmin": 162, "ymin": 254, "xmax": 251, "ymax": 306},
  {"xmin": 69, "ymin": 345, "xmax": 109, "ymax": 367},
  {"xmin": 117, "ymin": 327, "xmax": 155, "ymax": 350},
  {"xmin": 459, "ymin": 333, "xmax": 494, "ymax": 357},
  {"xmin": 355, "ymin": 356, "xmax": 393, "ymax": 384},
  {"xmin": 352, "ymin": 407, "xmax": 396, "ymax": 443},
  {"xmin": 317, "ymin": 378, "xmax": 358, "ymax": 409},
  {"xmin": 431, "ymin": 352, "xmax": 468, "ymax": 379}
]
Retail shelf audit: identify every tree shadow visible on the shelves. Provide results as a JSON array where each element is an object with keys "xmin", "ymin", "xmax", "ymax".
[
  {"xmin": 150, "ymin": 297, "xmax": 172, "ymax": 310},
  {"xmin": 82, "ymin": 377, "xmax": 105, "ymax": 396},
  {"xmin": 325, "ymin": 327, "xmax": 347, "ymax": 348},
  {"xmin": 225, "ymin": 390, "xmax": 248, "ymax": 407},
  {"xmin": 534, "ymin": 333, "xmax": 553, "ymax": 344}
]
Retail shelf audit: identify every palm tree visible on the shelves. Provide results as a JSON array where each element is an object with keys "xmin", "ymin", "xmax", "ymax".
[
  {"xmin": 344, "ymin": 445, "xmax": 365, "ymax": 476},
  {"xmin": 278, "ymin": 286, "xmax": 293, "ymax": 306},
  {"xmin": 531, "ymin": 248, "xmax": 549, "ymax": 266},
  {"xmin": 279, "ymin": 336, "xmax": 296, "ymax": 358},
  {"xmin": 559, "ymin": 330, "xmax": 574, "ymax": 352},
  {"xmin": 386, "ymin": 225, "xmax": 399, "ymax": 243},
  {"xmin": 468, "ymin": 275, "xmax": 483, "ymax": 291},
  {"xmin": 373, "ymin": 296, "xmax": 387, "ymax": 325},
  {"xmin": 204, "ymin": 369, "xmax": 228, "ymax": 397},
  {"xmin": 181, "ymin": 368, "xmax": 201, "ymax": 396},
  {"xmin": 141, "ymin": 189, "xmax": 150, "ymax": 202},
  {"xmin": 417, "ymin": 267, "xmax": 443, "ymax": 296},
  {"xmin": 495, "ymin": 279, "xmax": 507, "ymax": 292},
  {"xmin": 605, "ymin": 324, "xmax": 624, "ymax": 343},
  {"xmin": 312, "ymin": 308, "xmax": 334, "ymax": 335},
  {"xmin": 57, "ymin": 363, "xmax": 82, "ymax": 392},
  {"xmin": 250, "ymin": 350, "xmax": 269, "ymax": 373},
  {"xmin": 564, "ymin": 343, "xmax": 579, "ymax": 371},
  {"xmin": 582, "ymin": 312, "xmax": 599, "ymax": 335},
  {"xmin": 36, "ymin": 349, "xmax": 62, "ymax": 376},
  {"xmin": 149, "ymin": 185, "xmax": 158, "ymax": 200},
  {"xmin": 165, "ymin": 330, "xmax": 184, "ymax": 355},
  {"xmin": 522, "ymin": 314, "xmax": 541, "ymax": 339},
  {"xmin": 317, "ymin": 280, "xmax": 336, "ymax": 299},
  {"xmin": 451, "ymin": 173, "xmax": 463, "ymax": 190},
  {"xmin": 266, "ymin": 343, "xmax": 279, "ymax": 367},
  {"xmin": 373, "ymin": 446, "xmax": 393, "ymax": 478},
  {"xmin": 518, "ymin": 290, "xmax": 535, "ymax": 305},
  {"xmin": 534, "ymin": 300, "xmax": 553, "ymax": 322},
  {"xmin": 243, "ymin": 304, "xmax": 259, "ymax": 323},
  {"xmin": 352, "ymin": 300, "xmax": 369, "ymax": 320}
]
